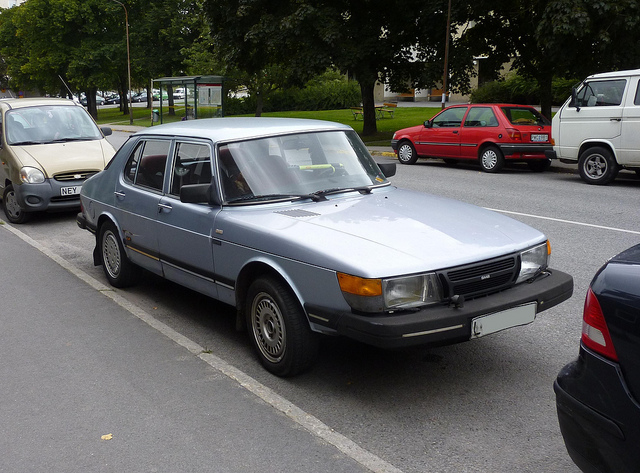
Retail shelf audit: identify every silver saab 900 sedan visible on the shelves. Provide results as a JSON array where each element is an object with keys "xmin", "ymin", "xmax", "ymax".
[{"xmin": 77, "ymin": 118, "xmax": 573, "ymax": 376}]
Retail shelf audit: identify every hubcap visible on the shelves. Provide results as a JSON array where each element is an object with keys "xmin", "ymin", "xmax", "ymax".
[
  {"xmin": 398, "ymin": 144, "xmax": 413, "ymax": 162},
  {"xmin": 102, "ymin": 231, "xmax": 121, "ymax": 279},
  {"xmin": 482, "ymin": 150, "xmax": 497, "ymax": 169},
  {"xmin": 4, "ymin": 190, "xmax": 22, "ymax": 219},
  {"xmin": 251, "ymin": 292, "xmax": 285, "ymax": 363},
  {"xmin": 585, "ymin": 155, "xmax": 607, "ymax": 178}
]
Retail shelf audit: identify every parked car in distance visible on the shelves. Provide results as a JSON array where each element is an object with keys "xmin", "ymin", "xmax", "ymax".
[
  {"xmin": 391, "ymin": 103, "xmax": 553, "ymax": 172},
  {"xmin": 104, "ymin": 94, "xmax": 120, "ymax": 105},
  {"xmin": 76, "ymin": 117, "xmax": 573, "ymax": 376},
  {"xmin": 80, "ymin": 95, "xmax": 105, "ymax": 106},
  {"xmin": 549, "ymin": 69, "xmax": 640, "ymax": 185},
  {"xmin": 555, "ymin": 244, "xmax": 640, "ymax": 473},
  {"xmin": 0, "ymin": 97, "xmax": 116, "ymax": 223}
]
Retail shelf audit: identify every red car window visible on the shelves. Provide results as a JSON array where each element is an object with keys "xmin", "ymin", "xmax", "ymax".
[{"xmin": 464, "ymin": 107, "xmax": 499, "ymax": 127}]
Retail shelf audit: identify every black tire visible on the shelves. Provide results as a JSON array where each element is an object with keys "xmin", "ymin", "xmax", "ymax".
[
  {"xmin": 479, "ymin": 145, "xmax": 505, "ymax": 173},
  {"xmin": 2, "ymin": 184, "xmax": 30, "ymax": 224},
  {"xmin": 397, "ymin": 140, "xmax": 419, "ymax": 165},
  {"xmin": 246, "ymin": 276, "xmax": 318, "ymax": 377},
  {"xmin": 98, "ymin": 221, "xmax": 139, "ymax": 288},
  {"xmin": 527, "ymin": 159, "xmax": 551, "ymax": 172},
  {"xmin": 578, "ymin": 147, "xmax": 619, "ymax": 185}
]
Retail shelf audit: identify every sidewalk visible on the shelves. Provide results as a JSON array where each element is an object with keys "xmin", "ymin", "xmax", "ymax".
[{"xmin": 0, "ymin": 226, "xmax": 375, "ymax": 472}]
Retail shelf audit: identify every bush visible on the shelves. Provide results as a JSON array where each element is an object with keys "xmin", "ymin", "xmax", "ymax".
[
  {"xmin": 227, "ymin": 71, "xmax": 361, "ymax": 115},
  {"xmin": 470, "ymin": 75, "xmax": 580, "ymax": 105}
]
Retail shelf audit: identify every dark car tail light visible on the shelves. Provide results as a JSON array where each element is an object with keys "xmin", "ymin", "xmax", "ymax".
[
  {"xmin": 581, "ymin": 287, "xmax": 618, "ymax": 361},
  {"xmin": 505, "ymin": 128, "xmax": 522, "ymax": 141}
]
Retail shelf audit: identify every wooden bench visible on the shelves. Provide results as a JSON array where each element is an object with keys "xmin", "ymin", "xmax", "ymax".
[
  {"xmin": 351, "ymin": 107, "xmax": 363, "ymax": 120},
  {"xmin": 380, "ymin": 102, "xmax": 397, "ymax": 118}
]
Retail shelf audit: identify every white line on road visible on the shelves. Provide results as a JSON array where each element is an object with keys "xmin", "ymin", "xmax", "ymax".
[
  {"xmin": 1, "ymin": 221, "xmax": 404, "ymax": 473},
  {"xmin": 485, "ymin": 208, "xmax": 640, "ymax": 236}
]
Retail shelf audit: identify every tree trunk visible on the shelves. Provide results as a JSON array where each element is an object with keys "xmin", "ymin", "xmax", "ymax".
[
  {"xmin": 86, "ymin": 87, "xmax": 98, "ymax": 119},
  {"xmin": 359, "ymin": 80, "xmax": 377, "ymax": 136},
  {"xmin": 167, "ymin": 86, "xmax": 175, "ymax": 116},
  {"xmin": 538, "ymin": 71, "xmax": 553, "ymax": 120}
]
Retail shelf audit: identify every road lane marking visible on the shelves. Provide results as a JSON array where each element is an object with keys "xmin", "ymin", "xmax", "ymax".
[
  {"xmin": 1, "ymin": 221, "xmax": 404, "ymax": 473},
  {"xmin": 485, "ymin": 208, "xmax": 640, "ymax": 236}
]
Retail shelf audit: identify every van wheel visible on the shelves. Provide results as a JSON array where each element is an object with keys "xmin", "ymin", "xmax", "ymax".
[
  {"xmin": 397, "ymin": 141, "xmax": 418, "ymax": 165},
  {"xmin": 2, "ymin": 184, "xmax": 30, "ymax": 224},
  {"xmin": 579, "ymin": 147, "xmax": 619, "ymax": 185},
  {"xmin": 479, "ymin": 145, "xmax": 504, "ymax": 173},
  {"xmin": 246, "ymin": 276, "xmax": 318, "ymax": 377}
]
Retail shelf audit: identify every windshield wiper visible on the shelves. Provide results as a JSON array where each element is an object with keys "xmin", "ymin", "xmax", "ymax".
[
  {"xmin": 227, "ymin": 193, "xmax": 326, "ymax": 204},
  {"xmin": 9, "ymin": 140, "xmax": 44, "ymax": 146},
  {"xmin": 313, "ymin": 185, "xmax": 373, "ymax": 198}
]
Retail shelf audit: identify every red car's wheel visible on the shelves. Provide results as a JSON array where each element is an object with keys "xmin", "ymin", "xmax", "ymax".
[
  {"xmin": 397, "ymin": 140, "xmax": 419, "ymax": 165},
  {"xmin": 479, "ymin": 145, "xmax": 505, "ymax": 173}
]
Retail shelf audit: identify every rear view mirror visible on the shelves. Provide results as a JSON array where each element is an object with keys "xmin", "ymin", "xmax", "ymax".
[
  {"xmin": 569, "ymin": 88, "xmax": 580, "ymax": 112},
  {"xmin": 424, "ymin": 120, "xmax": 432, "ymax": 128}
]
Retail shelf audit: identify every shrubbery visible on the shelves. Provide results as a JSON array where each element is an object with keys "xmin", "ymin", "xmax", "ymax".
[
  {"xmin": 225, "ymin": 70, "xmax": 361, "ymax": 115},
  {"xmin": 470, "ymin": 75, "xmax": 579, "ymax": 105}
]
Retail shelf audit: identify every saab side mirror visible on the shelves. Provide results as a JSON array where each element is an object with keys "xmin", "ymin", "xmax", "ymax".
[
  {"xmin": 378, "ymin": 162, "xmax": 396, "ymax": 178},
  {"xmin": 424, "ymin": 120, "xmax": 433, "ymax": 128},
  {"xmin": 180, "ymin": 182, "xmax": 221, "ymax": 206}
]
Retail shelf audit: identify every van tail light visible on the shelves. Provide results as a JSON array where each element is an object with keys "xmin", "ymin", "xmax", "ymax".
[
  {"xmin": 505, "ymin": 128, "xmax": 522, "ymax": 140},
  {"xmin": 581, "ymin": 287, "xmax": 618, "ymax": 361}
]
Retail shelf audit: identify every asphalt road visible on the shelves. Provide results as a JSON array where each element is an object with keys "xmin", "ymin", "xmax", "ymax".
[{"xmin": 3, "ymin": 129, "xmax": 640, "ymax": 472}]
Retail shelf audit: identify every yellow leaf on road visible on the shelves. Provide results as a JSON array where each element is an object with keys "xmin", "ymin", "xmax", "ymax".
[{"xmin": 101, "ymin": 433, "xmax": 113, "ymax": 441}]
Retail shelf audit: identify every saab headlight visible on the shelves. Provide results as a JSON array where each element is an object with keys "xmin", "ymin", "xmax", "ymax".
[
  {"xmin": 20, "ymin": 167, "xmax": 46, "ymax": 184},
  {"xmin": 517, "ymin": 241, "xmax": 550, "ymax": 283},
  {"xmin": 337, "ymin": 272, "xmax": 443, "ymax": 312}
]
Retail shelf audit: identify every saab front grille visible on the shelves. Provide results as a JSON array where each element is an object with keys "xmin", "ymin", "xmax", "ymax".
[{"xmin": 440, "ymin": 256, "xmax": 518, "ymax": 299}]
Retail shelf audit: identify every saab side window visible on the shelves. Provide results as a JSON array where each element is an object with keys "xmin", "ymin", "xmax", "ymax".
[
  {"xmin": 577, "ymin": 80, "xmax": 626, "ymax": 107},
  {"xmin": 432, "ymin": 108, "xmax": 467, "ymax": 128},
  {"xmin": 170, "ymin": 142, "xmax": 212, "ymax": 196},
  {"xmin": 123, "ymin": 139, "xmax": 170, "ymax": 191}
]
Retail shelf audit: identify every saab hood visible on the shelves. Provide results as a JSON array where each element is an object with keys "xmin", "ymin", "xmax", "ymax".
[{"xmin": 218, "ymin": 187, "xmax": 546, "ymax": 278}]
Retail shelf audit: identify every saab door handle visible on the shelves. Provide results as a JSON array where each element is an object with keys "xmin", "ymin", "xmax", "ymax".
[
  {"xmin": 114, "ymin": 190, "xmax": 126, "ymax": 199},
  {"xmin": 158, "ymin": 203, "xmax": 172, "ymax": 213},
  {"xmin": 610, "ymin": 118, "xmax": 621, "ymax": 122}
]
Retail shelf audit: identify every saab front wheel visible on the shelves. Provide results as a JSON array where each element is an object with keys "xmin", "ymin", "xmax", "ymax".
[{"xmin": 246, "ymin": 276, "xmax": 318, "ymax": 377}]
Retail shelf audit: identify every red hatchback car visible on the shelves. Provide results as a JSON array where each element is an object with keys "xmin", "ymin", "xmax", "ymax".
[{"xmin": 391, "ymin": 104, "xmax": 553, "ymax": 172}]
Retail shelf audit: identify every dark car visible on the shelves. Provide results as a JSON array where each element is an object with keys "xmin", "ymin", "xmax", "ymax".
[
  {"xmin": 391, "ymin": 103, "xmax": 553, "ymax": 172},
  {"xmin": 554, "ymin": 244, "xmax": 640, "ymax": 473}
]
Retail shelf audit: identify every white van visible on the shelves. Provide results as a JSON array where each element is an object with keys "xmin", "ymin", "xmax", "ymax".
[{"xmin": 551, "ymin": 69, "xmax": 640, "ymax": 185}]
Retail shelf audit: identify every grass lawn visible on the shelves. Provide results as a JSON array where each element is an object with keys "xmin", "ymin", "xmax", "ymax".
[{"xmin": 96, "ymin": 105, "xmax": 442, "ymax": 145}]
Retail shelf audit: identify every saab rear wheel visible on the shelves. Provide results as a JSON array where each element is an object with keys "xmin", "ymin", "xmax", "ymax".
[
  {"xmin": 579, "ymin": 147, "xmax": 619, "ymax": 185},
  {"xmin": 246, "ymin": 276, "xmax": 318, "ymax": 377},
  {"xmin": 397, "ymin": 141, "xmax": 418, "ymax": 165},
  {"xmin": 479, "ymin": 145, "xmax": 504, "ymax": 173},
  {"xmin": 2, "ymin": 184, "xmax": 30, "ymax": 224},
  {"xmin": 99, "ymin": 221, "xmax": 139, "ymax": 288}
]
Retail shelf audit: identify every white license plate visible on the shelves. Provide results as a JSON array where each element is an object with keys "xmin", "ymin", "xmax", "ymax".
[
  {"xmin": 531, "ymin": 133, "xmax": 548, "ymax": 142},
  {"xmin": 60, "ymin": 186, "xmax": 81, "ymax": 196},
  {"xmin": 470, "ymin": 302, "xmax": 537, "ymax": 339}
]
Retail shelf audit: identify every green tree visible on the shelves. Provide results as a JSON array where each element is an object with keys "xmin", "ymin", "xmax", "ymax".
[{"xmin": 204, "ymin": 0, "xmax": 446, "ymax": 135}]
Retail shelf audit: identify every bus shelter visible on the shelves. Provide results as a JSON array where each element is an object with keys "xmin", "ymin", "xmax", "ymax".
[{"xmin": 151, "ymin": 75, "xmax": 225, "ymax": 124}]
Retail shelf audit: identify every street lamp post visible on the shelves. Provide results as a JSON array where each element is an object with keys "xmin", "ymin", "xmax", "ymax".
[{"xmin": 110, "ymin": 0, "xmax": 133, "ymax": 125}]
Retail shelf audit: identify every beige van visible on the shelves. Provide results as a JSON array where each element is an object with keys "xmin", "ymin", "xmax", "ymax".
[{"xmin": 0, "ymin": 97, "xmax": 116, "ymax": 223}]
